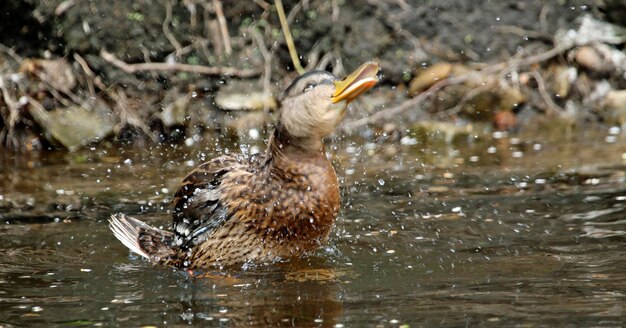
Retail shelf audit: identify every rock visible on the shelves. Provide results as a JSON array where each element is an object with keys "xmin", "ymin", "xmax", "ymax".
[
  {"xmin": 214, "ymin": 80, "xmax": 276, "ymax": 111},
  {"xmin": 409, "ymin": 63, "xmax": 453, "ymax": 95},
  {"xmin": 574, "ymin": 43, "xmax": 626, "ymax": 74},
  {"xmin": 499, "ymin": 85, "xmax": 525, "ymax": 110},
  {"xmin": 602, "ymin": 90, "xmax": 626, "ymax": 125},
  {"xmin": 161, "ymin": 93, "xmax": 191, "ymax": 127},
  {"xmin": 20, "ymin": 58, "xmax": 76, "ymax": 91},
  {"xmin": 548, "ymin": 64, "xmax": 577, "ymax": 98},
  {"xmin": 29, "ymin": 98, "xmax": 116, "ymax": 150},
  {"xmin": 575, "ymin": 46, "xmax": 605, "ymax": 73}
]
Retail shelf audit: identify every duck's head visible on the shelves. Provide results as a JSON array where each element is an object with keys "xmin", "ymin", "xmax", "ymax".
[{"xmin": 277, "ymin": 62, "xmax": 379, "ymax": 146}]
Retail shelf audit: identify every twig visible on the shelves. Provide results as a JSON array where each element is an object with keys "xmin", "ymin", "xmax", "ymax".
[
  {"xmin": 212, "ymin": 0, "xmax": 232, "ymax": 55},
  {"xmin": 100, "ymin": 49, "xmax": 260, "ymax": 77},
  {"xmin": 285, "ymin": 0, "xmax": 304, "ymax": 24},
  {"xmin": 163, "ymin": 1, "xmax": 184, "ymax": 59},
  {"xmin": 340, "ymin": 80, "xmax": 438, "ymax": 132},
  {"xmin": 539, "ymin": 5, "xmax": 549, "ymax": 32},
  {"xmin": 253, "ymin": 0, "xmax": 271, "ymax": 10},
  {"xmin": 252, "ymin": 29, "xmax": 273, "ymax": 114},
  {"xmin": 0, "ymin": 43, "xmax": 23, "ymax": 64},
  {"xmin": 275, "ymin": 0, "xmax": 305, "ymax": 74},
  {"xmin": 436, "ymin": 80, "xmax": 497, "ymax": 118},
  {"xmin": 109, "ymin": 89, "xmax": 157, "ymax": 143},
  {"xmin": 493, "ymin": 25, "xmax": 552, "ymax": 42},
  {"xmin": 0, "ymin": 76, "xmax": 21, "ymax": 148},
  {"xmin": 331, "ymin": 0, "xmax": 339, "ymax": 22},
  {"xmin": 342, "ymin": 43, "xmax": 571, "ymax": 131},
  {"xmin": 73, "ymin": 53, "xmax": 99, "ymax": 96},
  {"xmin": 54, "ymin": 0, "xmax": 76, "ymax": 16}
]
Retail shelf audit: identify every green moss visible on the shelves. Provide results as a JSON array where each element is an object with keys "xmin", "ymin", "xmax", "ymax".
[{"xmin": 126, "ymin": 12, "xmax": 144, "ymax": 22}]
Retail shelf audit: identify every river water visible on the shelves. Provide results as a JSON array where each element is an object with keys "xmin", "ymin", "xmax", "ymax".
[{"xmin": 1, "ymin": 128, "xmax": 625, "ymax": 327}]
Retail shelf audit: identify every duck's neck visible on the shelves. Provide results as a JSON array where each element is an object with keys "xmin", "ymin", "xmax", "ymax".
[{"xmin": 265, "ymin": 124, "xmax": 326, "ymax": 167}]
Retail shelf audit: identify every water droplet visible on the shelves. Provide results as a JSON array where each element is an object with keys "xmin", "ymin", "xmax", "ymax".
[
  {"xmin": 378, "ymin": 179, "xmax": 385, "ymax": 186},
  {"xmin": 248, "ymin": 128, "xmax": 260, "ymax": 140}
]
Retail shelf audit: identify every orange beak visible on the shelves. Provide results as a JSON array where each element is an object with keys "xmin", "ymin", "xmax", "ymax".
[{"xmin": 331, "ymin": 61, "xmax": 380, "ymax": 103}]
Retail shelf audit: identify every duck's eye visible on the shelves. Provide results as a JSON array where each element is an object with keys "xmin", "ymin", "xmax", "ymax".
[{"xmin": 303, "ymin": 83, "xmax": 315, "ymax": 93}]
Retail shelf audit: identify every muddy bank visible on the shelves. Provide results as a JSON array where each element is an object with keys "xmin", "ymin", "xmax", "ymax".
[{"xmin": 0, "ymin": 0, "xmax": 624, "ymax": 152}]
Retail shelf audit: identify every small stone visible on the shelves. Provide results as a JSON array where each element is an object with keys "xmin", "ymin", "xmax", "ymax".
[
  {"xmin": 409, "ymin": 63, "xmax": 453, "ymax": 95},
  {"xmin": 28, "ymin": 98, "xmax": 116, "ymax": 151},
  {"xmin": 162, "ymin": 94, "xmax": 191, "ymax": 127},
  {"xmin": 215, "ymin": 80, "xmax": 276, "ymax": 111},
  {"xmin": 602, "ymin": 90, "xmax": 626, "ymax": 125}
]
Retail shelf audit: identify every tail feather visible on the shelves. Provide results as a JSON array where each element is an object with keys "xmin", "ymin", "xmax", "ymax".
[{"xmin": 109, "ymin": 213, "xmax": 176, "ymax": 263}]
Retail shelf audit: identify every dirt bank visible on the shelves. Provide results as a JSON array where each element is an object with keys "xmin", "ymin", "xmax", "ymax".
[{"xmin": 0, "ymin": 0, "xmax": 624, "ymax": 152}]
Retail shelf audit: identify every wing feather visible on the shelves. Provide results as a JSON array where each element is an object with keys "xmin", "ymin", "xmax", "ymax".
[{"xmin": 171, "ymin": 155, "xmax": 245, "ymax": 249}]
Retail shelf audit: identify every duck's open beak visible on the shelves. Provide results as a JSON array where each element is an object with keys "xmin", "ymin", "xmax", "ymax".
[{"xmin": 331, "ymin": 62, "xmax": 380, "ymax": 104}]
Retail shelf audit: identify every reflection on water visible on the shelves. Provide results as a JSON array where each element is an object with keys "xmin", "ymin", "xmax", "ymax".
[{"xmin": 0, "ymin": 130, "xmax": 625, "ymax": 326}]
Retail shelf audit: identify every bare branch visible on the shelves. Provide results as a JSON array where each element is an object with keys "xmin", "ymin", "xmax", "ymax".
[
  {"xmin": 341, "ymin": 43, "xmax": 571, "ymax": 131},
  {"xmin": 100, "ymin": 49, "xmax": 260, "ymax": 77},
  {"xmin": 0, "ymin": 43, "xmax": 23, "ymax": 64},
  {"xmin": 275, "ymin": 0, "xmax": 305, "ymax": 74},
  {"xmin": 492, "ymin": 25, "xmax": 552, "ymax": 42},
  {"xmin": 163, "ymin": 1, "xmax": 184, "ymax": 59},
  {"xmin": 212, "ymin": 0, "xmax": 232, "ymax": 55},
  {"xmin": 252, "ymin": 29, "xmax": 273, "ymax": 114},
  {"xmin": 0, "ymin": 76, "xmax": 21, "ymax": 148}
]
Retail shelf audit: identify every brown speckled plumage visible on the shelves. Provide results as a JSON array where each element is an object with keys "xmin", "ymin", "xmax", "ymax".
[{"xmin": 110, "ymin": 62, "xmax": 379, "ymax": 269}]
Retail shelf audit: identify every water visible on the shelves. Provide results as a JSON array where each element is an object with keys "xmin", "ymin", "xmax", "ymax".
[{"xmin": 1, "ymin": 130, "xmax": 625, "ymax": 327}]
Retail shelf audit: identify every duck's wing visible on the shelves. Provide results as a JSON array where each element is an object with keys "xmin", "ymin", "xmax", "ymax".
[{"xmin": 171, "ymin": 155, "xmax": 246, "ymax": 249}]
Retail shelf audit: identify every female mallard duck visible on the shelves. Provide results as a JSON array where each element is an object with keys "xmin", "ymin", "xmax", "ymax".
[{"xmin": 110, "ymin": 62, "xmax": 379, "ymax": 269}]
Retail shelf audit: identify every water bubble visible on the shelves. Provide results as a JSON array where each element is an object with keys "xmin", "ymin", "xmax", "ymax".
[
  {"xmin": 400, "ymin": 136, "xmax": 418, "ymax": 145},
  {"xmin": 248, "ymin": 128, "xmax": 260, "ymax": 140},
  {"xmin": 378, "ymin": 179, "xmax": 385, "ymax": 186},
  {"xmin": 492, "ymin": 131, "xmax": 507, "ymax": 139}
]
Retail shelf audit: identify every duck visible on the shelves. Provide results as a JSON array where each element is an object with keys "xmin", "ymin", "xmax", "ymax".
[{"xmin": 109, "ymin": 62, "xmax": 380, "ymax": 269}]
